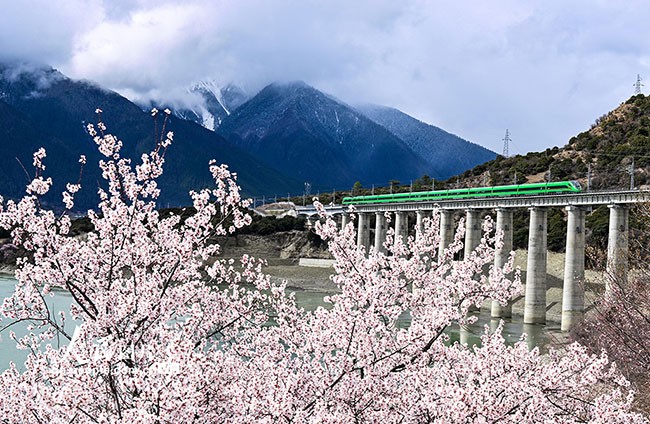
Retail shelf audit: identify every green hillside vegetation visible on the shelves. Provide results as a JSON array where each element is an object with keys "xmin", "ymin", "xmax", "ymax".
[{"xmin": 460, "ymin": 94, "xmax": 650, "ymax": 189}]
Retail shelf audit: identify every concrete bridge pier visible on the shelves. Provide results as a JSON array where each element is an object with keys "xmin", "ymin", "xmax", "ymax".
[
  {"xmin": 438, "ymin": 209, "xmax": 455, "ymax": 261},
  {"xmin": 561, "ymin": 206, "xmax": 587, "ymax": 331},
  {"xmin": 395, "ymin": 211, "xmax": 408, "ymax": 246},
  {"xmin": 341, "ymin": 213, "xmax": 349, "ymax": 230},
  {"xmin": 465, "ymin": 209, "xmax": 482, "ymax": 311},
  {"xmin": 606, "ymin": 204, "xmax": 629, "ymax": 291},
  {"xmin": 491, "ymin": 208, "xmax": 513, "ymax": 318},
  {"xmin": 524, "ymin": 207, "xmax": 548, "ymax": 324},
  {"xmin": 357, "ymin": 212, "xmax": 370, "ymax": 252},
  {"xmin": 464, "ymin": 209, "xmax": 482, "ymax": 260},
  {"xmin": 374, "ymin": 211, "xmax": 387, "ymax": 254},
  {"xmin": 416, "ymin": 210, "xmax": 427, "ymax": 241}
]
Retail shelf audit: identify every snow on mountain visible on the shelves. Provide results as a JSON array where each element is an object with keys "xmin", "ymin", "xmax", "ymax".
[{"xmin": 174, "ymin": 80, "xmax": 250, "ymax": 131}]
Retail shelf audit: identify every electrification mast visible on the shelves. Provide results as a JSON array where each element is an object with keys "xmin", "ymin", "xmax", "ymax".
[
  {"xmin": 634, "ymin": 74, "xmax": 644, "ymax": 95},
  {"xmin": 502, "ymin": 129, "xmax": 511, "ymax": 158}
]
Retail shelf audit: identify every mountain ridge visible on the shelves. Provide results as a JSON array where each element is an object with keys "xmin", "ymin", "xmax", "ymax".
[
  {"xmin": 357, "ymin": 104, "xmax": 496, "ymax": 179},
  {"xmin": 0, "ymin": 63, "xmax": 300, "ymax": 210},
  {"xmin": 0, "ymin": 62, "xmax": 498, "ymax": 207},
  {"xmin": 454, "ymin": 94, "xmax": 650, "ymax": 191},
  {"xmin": 217, "ymin": 81, "xmax": 436, "ymax": 190}
]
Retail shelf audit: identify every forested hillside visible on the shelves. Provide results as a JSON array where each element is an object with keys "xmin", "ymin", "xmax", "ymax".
[{"xmin": 459, "ymin": 94, "xmax": 650, "ymax": 190}]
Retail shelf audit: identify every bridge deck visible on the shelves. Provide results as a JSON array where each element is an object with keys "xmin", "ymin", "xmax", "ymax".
[{"xmin": 295, "ymin": 190, "xmax": 650, "ymax": 215}]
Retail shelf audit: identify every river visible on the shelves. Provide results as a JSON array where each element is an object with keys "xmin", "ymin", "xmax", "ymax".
[{"xmin": 0, "ymin": 276, "xmax": 558, "ymax": 371}]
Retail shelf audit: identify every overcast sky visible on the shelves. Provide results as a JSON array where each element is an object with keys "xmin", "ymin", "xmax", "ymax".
[{"xmin": 1, "ymin": 0, "xmax": 649, "ymax": 154}]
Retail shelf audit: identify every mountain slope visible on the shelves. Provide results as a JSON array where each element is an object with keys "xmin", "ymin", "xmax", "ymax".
[
  {"xmin": 0, "ymin": 63, "xmax": 299, "ymax": 210},
  {"xmin": 455, "ymin": 94, "xmax": 650, "ymax": 190},
  {"xmin": 217, "ymin": 81, "xmax": 434, "ymax": 190},
  {"xmin": 357, "ymin": 104, "xmax": 496, "ymax": 178}
]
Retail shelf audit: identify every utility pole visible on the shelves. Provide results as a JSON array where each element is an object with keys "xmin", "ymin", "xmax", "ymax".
[
  {"xmin": 629, "ymin": 158, "xmax": 635, "ymax": 190},
  {"xmin": 303, "ymin": 182, "xmax": 311, "ymax": 206},
  {"xmin": 634, "ymin": 74, "xmax": 644, "ymax": 95},
  {"xmin": 410, "ymin": 180, "xmax": 413, "ymax": 192},
  {"xmin": 502, "ymin": 129, "xmax": 511, "ymax": 158},
  {"xmin": 371, "ymin": 184, "xmax": 375, "ymax": 195},
  {"xmin": 587, "ymin": 164, "xmax": 592, "ymax": 191},
  {"xmin": 432, "ymin": 178, "xmax": 435, "ymax": 191}
]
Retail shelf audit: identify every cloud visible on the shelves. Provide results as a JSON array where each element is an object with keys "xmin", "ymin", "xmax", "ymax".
[
  {"xmin": 2, "ymin": 0, "xmax": 650, "ymax": 154},
  {"xmin": 0, "ymin": 1, "xmax": 105, "ymax": 65}
]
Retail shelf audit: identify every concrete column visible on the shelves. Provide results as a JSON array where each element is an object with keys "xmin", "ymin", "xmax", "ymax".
[
  {"xmin": 606, "ymin": 204, "xmax": 629, "ymax": 290},
  {"xmin": 464, "ymin": 209, "xmax": 482, "ymax": 260},
  {"xmin": 438, "ymin": 209, "xmax": 454, "ymax": 261},
  {"xmin": 524, "ymin": 207, "xmax": 547, "ymax": 324},
  {"xmin": 491, "ymin": 208, "xmax": 514, "ymax": 318},
  {"xmin": 459, "ymin": 324, "xmax": 471, "ymax": 346},
  {"xmin": 561, "ymin": 206, "xmax": 586, "ymax": 331},
  {"xmin": 341, "ymin": 213, "xmax": 349, "ymax": 230},
  {"xmin": 395, "ymin": 211, "xmax": 408, "ymax": 246},
  {"xmin": 522, "ymin": 324, "xmax": 543, "ymax": 351},
  {"xmin": 416, "ymin": 210, "xmax": 426, "ymax": 241},
  {"xmin": 357, "ymin": 212, "xmax": 370, "ymax": 250},
  {"xmin": 374, "ymin": 212, "xmax": 387, "ymax": 254}
]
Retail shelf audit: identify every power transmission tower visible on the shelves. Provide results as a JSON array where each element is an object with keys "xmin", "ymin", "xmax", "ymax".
[
  {"xmin": 634, "ymin": 74, "xmax": 644, "ymax": 95},
  {"xmin": 502, "ymin": 129, "xmax": 511, "ymax": 158}
]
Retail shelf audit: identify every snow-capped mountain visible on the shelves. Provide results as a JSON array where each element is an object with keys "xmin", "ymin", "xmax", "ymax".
[
  {"xmin": 0, "ymin": 62, "xmax": 498, "ymax": 204},
  {"xmin": 0, "ymin": 63, "xmax": 299, "ymax": 209},
  {"xmin": 174, "ymin": 80, "xmax": 250, "ymax": 131}
]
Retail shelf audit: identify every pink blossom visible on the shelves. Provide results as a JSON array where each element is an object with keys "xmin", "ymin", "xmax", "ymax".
[{"xmin": 0, "ymin": 114, "xmax": 644, "ymax": 423}]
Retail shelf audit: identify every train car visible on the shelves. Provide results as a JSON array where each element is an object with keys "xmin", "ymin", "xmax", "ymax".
[{"xmin": 342, "ymin": 181, "xmax": 582, "ymax": 205}]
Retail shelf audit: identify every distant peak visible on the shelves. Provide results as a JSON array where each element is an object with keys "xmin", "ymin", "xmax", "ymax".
[
  {"xmin": 270, "ymin": 80, "xmax": 309, "ymax": 89},
  {"xmin": 264, "ymin": 80, "xmax": 319, "ymax": 95}
]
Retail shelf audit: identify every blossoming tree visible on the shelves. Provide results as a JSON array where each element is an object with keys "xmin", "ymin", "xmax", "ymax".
[{"xmin": 0, "ymin": 111, "xmax": 645, "ymax": 423}]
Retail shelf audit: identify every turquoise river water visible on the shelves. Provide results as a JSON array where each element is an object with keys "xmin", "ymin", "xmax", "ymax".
[{"xmin": 0, "ymin": 276, "xmax": 559, "ymax": 370}]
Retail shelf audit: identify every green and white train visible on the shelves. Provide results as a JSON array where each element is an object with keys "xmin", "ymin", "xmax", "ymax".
[{"xmin": 342, "ymin": 181, "xmax": 582, "ymax": 205}]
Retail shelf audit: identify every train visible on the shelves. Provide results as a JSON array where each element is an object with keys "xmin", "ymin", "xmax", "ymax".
[{"xmin": 341, "ymin": 181, "xmax": 582, "ymax": 205}]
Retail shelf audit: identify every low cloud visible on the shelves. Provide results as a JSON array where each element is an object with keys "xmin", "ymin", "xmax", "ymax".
[{"xmin": 2, "ymin": 0, "xmax": 650, "ymax": 154}]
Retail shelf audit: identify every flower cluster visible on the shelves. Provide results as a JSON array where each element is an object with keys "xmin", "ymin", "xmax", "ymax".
[{"xmin": 0, "ymin": 114, "xmax": 645, "ymax": 423}]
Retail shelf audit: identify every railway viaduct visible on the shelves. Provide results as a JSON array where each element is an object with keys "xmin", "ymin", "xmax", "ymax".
[{"xmin": 297, "ymin": 190, "xmax": 650, "ymax": 331}]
